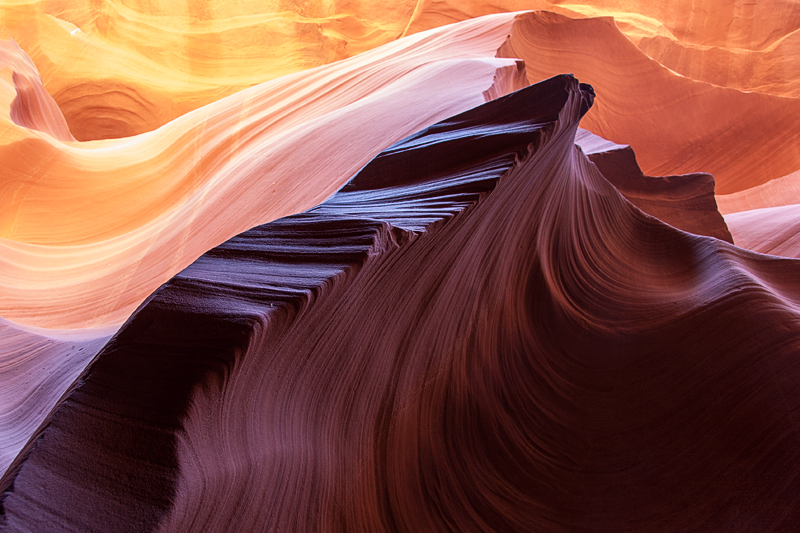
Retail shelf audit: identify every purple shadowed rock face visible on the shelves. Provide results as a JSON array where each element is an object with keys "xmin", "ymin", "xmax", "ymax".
[{"xmin": 4, "ymin": 75, "xmax": 800, "ymax": 532}]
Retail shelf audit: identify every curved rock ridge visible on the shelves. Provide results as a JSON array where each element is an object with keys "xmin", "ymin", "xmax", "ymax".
[
  {"xmin": 0, "ymin": 12, "xmax": 528, "ymax": 330},
  {"xmin": 495, "ymin": 11, "xmax": 800, "ymax": 194},
  {"xmin": 405, "ymin": 0, "xmax": 800, "ymax": 51},
  {"xmin": 5, "ymin": 74, "xmax": 800, "ymax": 531},
  {"xmin": 576, "ymin": 129, "xmax": 733, "ymax": 244},
  {"xmin": 0, "ymin": 73, "xmax": 583, "ymax": 533},
  {"xmin": 405, "ymin": 0, "xmax": 800, "ymax": 97}
]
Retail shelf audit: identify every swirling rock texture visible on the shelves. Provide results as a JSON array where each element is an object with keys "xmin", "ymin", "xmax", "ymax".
[
  {"xmin": 4, "ymin": 73, "xmax": 800, "ymax": 531},
  {"xmin": 405, "ymin": 3, "xmax": 800, "ymax": 194},
  {"xmin": 0, "ymin": 12, "xmax": 526, "ymax": 331},
  {"xmin": 2, "ymin": 1, "xmax": 800, "ymax": 532},
  {"xmin": 0, "ymin": 11, "xmax": 529, "ymax": 501}
]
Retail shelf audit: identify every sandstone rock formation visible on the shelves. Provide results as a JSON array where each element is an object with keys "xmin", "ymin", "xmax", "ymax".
[
  {"xmin": 1, "ymin": 3, "xmax": 800, "ymax": 531},
  {"xmin": 4, "ymin": 74, "xmax": 800, "ymax": 532},
  {"xmin": 0, "ymin": 13, "xmax": 526, "ymax": 331}
]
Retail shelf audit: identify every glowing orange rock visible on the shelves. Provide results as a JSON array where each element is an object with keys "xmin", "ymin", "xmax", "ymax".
[
  {"xmin": 0, "ymin": 0, "xmax": 419, "ymax": 139},
  {"xmin": 405, "ymin": 0, "xmax": 800, "ymax": 46},
  {"xmin": 496, "ymin": 11, "xmax": 800, "ymax": 194},
  {"xmin": 0, "ymin": 13, "xmax": 527, "ymax": 330}
]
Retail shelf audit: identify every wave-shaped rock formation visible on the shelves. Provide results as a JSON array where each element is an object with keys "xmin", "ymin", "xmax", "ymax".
[
  {"xmin": 400, "ymin": 4, "xmax": 800, "ymax": 194},
  {"xmin": 4, "ymin": 74, "xmax": 800, "ymax": 531},
  {"xmin": 3, "ymin": 2, "xmax": 798, "ymax": 269},
  {"xmin": 0, "ymin": 12, "xmax": 527, "ymax": 331},
  {"xmin": 0, "ymin": 11, "xmax": 528, "ymax": 492},
  {"xmin": 3, "ymin": 1, "xmax": 799, "ymax": 193},
  {"xmin": 494, "ymin": 11, "xmax": 800, "ymax": 194}
]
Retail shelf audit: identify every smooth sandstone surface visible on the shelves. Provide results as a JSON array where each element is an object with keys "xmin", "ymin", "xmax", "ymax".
[
  {"xmin": 496, "ymin": 11, "xmax": 800, "ymax": 194},
  {"xmin": 718, "ymin": 168, "xmax": 800, "ymax": 258},
  {"xmin": 0, "ymin": 13, "xmax": 527, "ymax": 330},
  {"xmin": 717, "ymin": 168, "xmax": 800, "ymax": 215},
  {"xmin": 0, "ymin": 0, "xmax": 421, "ymax": 140},
  {"xmin": 406, "ymin": 0, "xmax": 800, "ymax": 97},
  {"xmin": 725, "ymin": 204, "xmax": 800, "ymax": 259}
]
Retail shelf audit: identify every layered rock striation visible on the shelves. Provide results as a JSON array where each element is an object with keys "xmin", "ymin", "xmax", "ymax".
[
  {"xmin": 3, "ymin": 75, "xmax": 800, "ymax": 532},
  {"xmin": 0, "ymin": 13, "xmax": 526, "ymax": 330}
]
